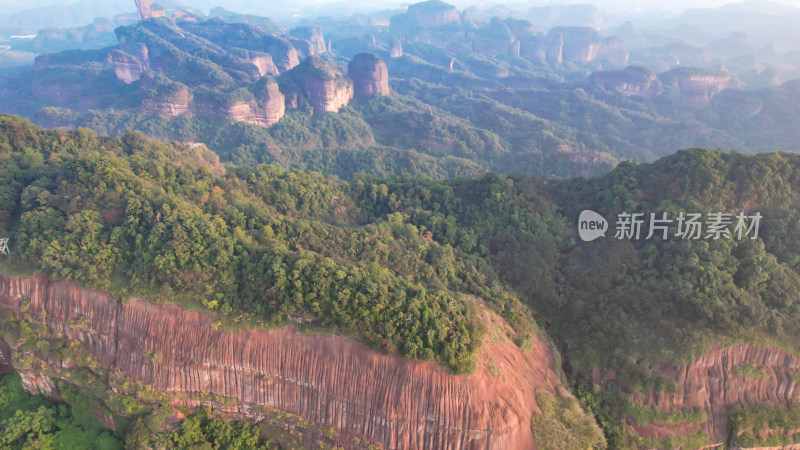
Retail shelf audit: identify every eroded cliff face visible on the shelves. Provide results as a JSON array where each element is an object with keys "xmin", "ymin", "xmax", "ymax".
[
  {"xmin": 141, "ymin": 85, "xmax": 191, "ymax": 117},
  {"xmin": 544, "ymin": 27, "xmax": 629, "ymax": 68},
  {"xmin": 109, "ymin": 50, "xmax": 146, "ymax": 84},
  {"xmin": 290, "ymin": 27, "xmax": 327, "ymax": 56},
  {"xmin": 390, "ymin": 40, "xmax": 403, "ymax": 58},
  {"xmin": 660, "ymin": 68, "xmax": 735, "ymax": 108},
  {"xmin": 624, "ymin": 343, "xmax": 800, "ymax": 443},
  {"xmin": 0, "ymin": 275, "xmax": 561, "ymax": 449},
  {"xmin": 300, "ymin": 80, "xmax": 353, "ymax": 113},
  {"xmin": 590, "ymin": 66, "xmax": 663, "ymax": 98},
  {"xmin": 406, "ymin": 0, "xmax": 461, "ymax": 27},
  {"xmin": 248, "ymin": 52, "xmax": 280, "ymax": 77},
  {"xmin": 286, "ymin": 55, "xmax": 355, "ymax": 113},
  {"xmin": 193, "ymin": 79, "xmax": 284, "ymax": 127},
  {"xmin": 348, "ymin": 53, "xmax": 390, "ymax": 97}
]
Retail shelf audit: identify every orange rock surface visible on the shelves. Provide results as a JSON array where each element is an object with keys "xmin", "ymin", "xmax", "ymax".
[{"xmin": 0, "ymin": 275, "xmax": 560, "ymax": 449}]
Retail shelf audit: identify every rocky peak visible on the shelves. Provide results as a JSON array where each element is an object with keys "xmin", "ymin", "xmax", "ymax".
[
  {"xmin": 471, "ymin": 16, "xmax": 518, "ymax": 57},
  {"xmin": 390, "ymin": 39, "xmax": 403, "ymax": 58},
  {"xmin": 140, "ymin": 73, "xmax": 191, "ymax": 117},
  {"xmin": 406, "ymin": 0, "xmax": 461, "ymax": 27},
  {"xmin": 544, "ymin": 27, "xmax": 628, "ymax": 68},
  {"xmin": 284, "ymin": 55, "xmax": 353, "ymax": 113},
  {"xmin": 134, "ymin": 0, "xmax": 165, "ymax": 20},
  {"xmin": 290, "ymin": 26, "xmax": 327, "ymax": 55},
  {"xmin": 348, "ymin": 53, "xmax": 390, "ymax": 97},
  {"xmin": 590, "ymin": 66, "xmax": 662, "ymax": 98},
  {"xmin": 251, "ymin": 76, "xmax": 285, "ymax": 126},
  {"xmin": 504, "ymin": 18, "xmax": 537, "ymax": 40},
  {"xmin": 192, "ymin": 78, "xmax": 285, "ymax": 128},
  {"xmin": 547, "ymin": 27, "xmax": 600, "ymax": 63}
]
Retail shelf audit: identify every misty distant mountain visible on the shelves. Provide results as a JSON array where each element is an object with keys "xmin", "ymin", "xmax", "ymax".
[
  {"xmin": 0, "ymin": 0, "xmax": 133, "ymax": 36},
  {"xmin": 655, "ymin": 0, "xmax": 800, "ymax": 48}
]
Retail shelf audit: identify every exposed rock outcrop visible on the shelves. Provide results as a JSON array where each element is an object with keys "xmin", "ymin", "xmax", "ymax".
[
  {"xmin": 251, "ymin": 77, "xmax": 285, "ymax": 126},
  {"xmin": 348, "ymin": 53, "xmax": 389, "ymax": 97},
  {"xmin": 285, "ymin": 55, "xmax": 353, "ymax": 113},
  {"xmin": 108, "ymin": 49, "xmax": 146, "ymax": 84},
  {"xmin": 135, "ymin": 0, "xmax": 165, "ymax": 20},
  {"xmin": 590, "ymin": 66, "xmax": 663, "ymax": 98},
  {"xmin": 406, "ymin": 0, "xmax": 461, "ymax": 27},
  {"xmin": 20, "ymin": 372, "xmax": 61, "ymax": 399},
  {"xmin": 193, "ymin": 79, "xmax": 284, "ymax": 127},
  {"xmin": 0, "ymin": 274, "xmax": 564, "ymax": 449},
  {"xmin": 545, "ymin": 27, "xmax": 629, "ymax": 68},
  {"xmin": 141, "ymin": 75, "xmax": 191, "ymax": 117},
  {"xmin": 142, "ymin": 93, "xmax": 190, "ymax": 117},
  {"xmin": 622, "ymin": 343, "xmax": 800, "ymax": 443},
  {"xmin": 268, "ymin": 39, "xmax": 300, "ymax": 72},
  {"xmin": 247, "ymin": 51, "xmax": 279, "ymax": 77},
  {"xmin": 290, "ymin": 26, "xmax": 327, "ymax": 55},
  {"xmin": 390, "ymin": 39, "xmax": 403, "ymax": 58},
  {"xmin": 469, "ymin": 17, "xmax": 519, "ymax": 57},
  {"xmin": 389, "ymin": 0, "xmax": 465, "ymax": 48},
  {"xmin": 660, "ymin": 67, "xmax": 734, "ymax": 108}
]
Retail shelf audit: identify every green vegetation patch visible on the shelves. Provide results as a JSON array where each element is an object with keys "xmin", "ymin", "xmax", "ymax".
[
  {"xmin": 734, "ymin": 361, "xmax": 769, "ymax": 380},
  {"xmin": 0, "ymin": 373, "xmax": 122, "ymax": 449},
  {"xmin": 531, "ymin": 387, "xmax": 606, "ymax": 449},
  {"xmin": 729, "ymin": 401, "xmax": 800, "ymax": 447}
]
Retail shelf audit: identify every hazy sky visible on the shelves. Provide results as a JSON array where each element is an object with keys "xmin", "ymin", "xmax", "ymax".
[
  {"xmin": 3, "ymin": 0, "xmax": 800, "ymax": 21},
  {"xmin": 3, "ymin": 0, "xmax": 795, "ymax": 13}
]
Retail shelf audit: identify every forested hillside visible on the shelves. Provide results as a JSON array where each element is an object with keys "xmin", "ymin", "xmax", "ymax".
[
  {"xmin": 5, "ymin": 5, "xmax": 800, "ymax": 182},
  {"xmin": 1, "ymin": 115, "xmax": 799, "ymax": 447}
]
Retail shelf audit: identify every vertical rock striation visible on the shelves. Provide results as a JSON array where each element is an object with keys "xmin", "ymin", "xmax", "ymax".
[
  {"xmin": 406, "ymin": 0, "xmax": 461, "ymax": 27},
  {"xmin": 0, "ymin": 274, "xmax": 562, "ymax": 449},
  {"xmin": 348, "ymin": 53, "xmax": 390, "ymax": 97},
  {"xmin": 290, "ymin": 26, "xmax": 327, "ymax": 55},
  {"xmin": 390, "ymin": 39, "xmax": 403, "ymax": 58},
  {"xmin": 659, "ymin": 67, "xmax": 734, "ymax": 108},
  {"xmin": 624, "ymin": 343, "xmax": 800, "ymax": 443},
  {"xmin": 247, "ymin": 51, "xmax": 280, "ymax": 77},
  {"xmin": 108, "ymin": 49, "xmax": 146, "ymax": 84},
  {"xmin": 286, "ymin": 55, "xmax": 354, "ymax": 113}
]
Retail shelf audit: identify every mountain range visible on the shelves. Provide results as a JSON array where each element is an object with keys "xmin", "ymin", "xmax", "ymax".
[{"xmin": 1, "ymin": 1, "xmax": 800, "ymax": 448}]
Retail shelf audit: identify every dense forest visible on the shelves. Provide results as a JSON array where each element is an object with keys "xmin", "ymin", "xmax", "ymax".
[
  {"xmin": 0, "ymin": 372, "xmax": 285, "ymax": 449},
  {"xmin": 1, "ymin": 115, "xmax": 800, "ymax": 447}
]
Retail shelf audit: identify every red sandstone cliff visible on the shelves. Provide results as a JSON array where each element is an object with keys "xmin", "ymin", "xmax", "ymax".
[
  {"xmin": 286, "ymin": 55, "xmax": 354, "ymax": 114},
  {"xmin": 134, "ymin": 0, "xmax": 165, "ymax": 20},
  {"xmin": 109, "ymin": 50, "xmax": 146, "ymax": 84},
  {"xmin": 660, "ymin": 68, "xmax": 736, "ymax": 108},
  {"xmin": 0, "ymin": 275, "xmax": 561, "ymax": 449},
  {"xmin": 247, "ymin": 52, "xmax": 280, "ymax": 77},
  {"xmin": 348, "ymin": 53, "xmax": 390, "ymax": 97},
  {"xmin": 619, "ymin": 343, "xmax": 800, "ymax": 443},
  {"xmin": 590, "ymin": 66, "xmax": 663, "ymax": 98}
]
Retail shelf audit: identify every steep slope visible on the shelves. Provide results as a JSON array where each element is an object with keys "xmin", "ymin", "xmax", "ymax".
[
  {"xmin": 0, "ymin": 275, "xmax": 565, "ymax": 449},
  {"xmin": 0, "ymin": 115, "xmax": 606, "ymax": 448},
  {"xmin": 3, "ymin": 115, "xmax": 800, "ymax": 447},
  {"xmin": 633, "ymin": 343, "xmax": 799, "ymax": 443},
  {"xmin": 281, "ymin": 55, "xmax": 353, "ymax": 113},
  {"xmin": 354, "ymin": 149, "xmax": 800, "ymax": 447}
]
